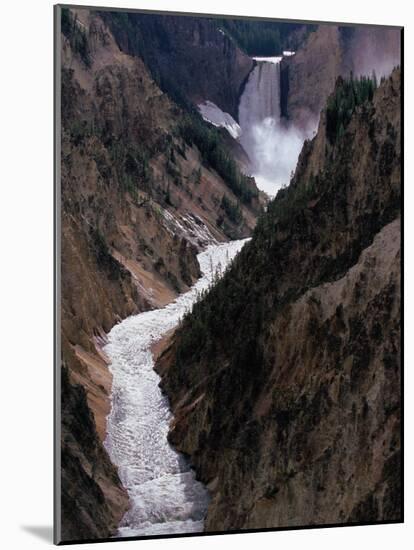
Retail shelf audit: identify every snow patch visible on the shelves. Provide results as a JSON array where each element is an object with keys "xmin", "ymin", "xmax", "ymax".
[{"xmin": 198, "ymin": 100, "xmax": 241, "ymax": 139}]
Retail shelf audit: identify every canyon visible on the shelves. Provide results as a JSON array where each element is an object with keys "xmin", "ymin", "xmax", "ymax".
[{"xmin": 58, "ymin": 6, "xmax": 402, "ymax": 543}]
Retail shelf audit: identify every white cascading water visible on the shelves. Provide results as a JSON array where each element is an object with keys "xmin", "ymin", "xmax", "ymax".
[
  {"xmin": 239, "ymin": 58, "xmax": 282, "ymax": 131},
  {"xmin": 104, "ymin": 239, "xmax": 248, "ymax": 537},
  {"xmin": 239, "ymin": 56, "xmax": 309, "ymax": 196}
]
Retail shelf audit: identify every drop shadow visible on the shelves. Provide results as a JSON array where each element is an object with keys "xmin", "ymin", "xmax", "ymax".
[{"xmin": 21, "ymin": 525, "xmax": 54, "ymax": 543}]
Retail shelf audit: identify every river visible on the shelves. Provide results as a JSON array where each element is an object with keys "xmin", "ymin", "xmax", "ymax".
[{"xmin": 104, "ymin": 239, "xmax": 248, "ymax": 537}]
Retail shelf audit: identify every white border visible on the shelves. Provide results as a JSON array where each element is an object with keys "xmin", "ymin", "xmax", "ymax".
[{"xmin": 1, "ymin": 1, "xmax": 410, "ymax": 548}]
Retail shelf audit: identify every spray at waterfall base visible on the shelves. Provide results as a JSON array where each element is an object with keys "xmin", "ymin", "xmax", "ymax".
[{"xmin": 199, "ymin": 55, "xmax": 316, "ymax": 197}]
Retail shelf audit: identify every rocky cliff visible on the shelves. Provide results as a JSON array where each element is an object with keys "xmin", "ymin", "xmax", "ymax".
[
  {"xmin": 281, "ymin": 24, "xmax": 401, "ymax": 129},
  {"xmin": 101, "ymin": 11, "xmax": 254, "ymax": 120},
  {"xmin": 157, "ymin": 69, "xmax": 401, "ymax": 530},
  {"xmin": 59, "ymin": 6, "xmax": 260, "ymax": 541}
]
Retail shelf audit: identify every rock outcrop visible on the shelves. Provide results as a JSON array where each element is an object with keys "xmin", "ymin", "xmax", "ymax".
[
  {"xmin": 59, "ymin": 7, "xmax": 260, "ymax": 541},
  {"xmin": 157, "ymin": 69, "xmax": 401, "ymax": 530}
]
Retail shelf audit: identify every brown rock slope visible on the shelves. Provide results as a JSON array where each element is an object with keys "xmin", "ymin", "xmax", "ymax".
[
  {"xmin": 157, "ymin": 69, "xmax": 401, "ymax": 530},
  {"xmin": 59, "ymin": 7, "xmax": 260, "ymax": 542},
  {"xmin": 281, "ymin": 24, "xmax": 401, "ymax": 129}
]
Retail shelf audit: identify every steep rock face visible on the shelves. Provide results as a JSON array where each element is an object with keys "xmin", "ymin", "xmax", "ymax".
[
  {"xmin": 280, "ymin": 25, "xmax": 342, "ymax": 128},
  {"xmin": 227, "ymin": 218, "xmax": 401, "ymax": 528},
  {"xmin": 157, "ymin": 70, "xmax": 401, "ymax": 530},
  {"xmin": 281, "ymin": 25, "xmax": 401, "ymax": 129},
  {"xmin": 59, "ymin": 7, "xmax": 260, "ymax": 541},
  {"xmin": 60, "ymin": 366, "xmax": 129, "ymax": 541},
  {"xmin": 102, "ymin": 12, "xmax": 254, "ymax": 120},
  {"xmin": 343, "ymin": 26, "xmax": 402, "ymax": 79}
]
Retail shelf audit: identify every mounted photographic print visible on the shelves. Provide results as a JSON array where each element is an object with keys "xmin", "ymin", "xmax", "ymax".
[{"xmin": 54, "ymin": 3, "xmax": 403, "ymax": 545}]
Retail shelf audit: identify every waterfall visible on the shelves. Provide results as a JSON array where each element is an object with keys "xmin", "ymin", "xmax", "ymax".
[
  {"xmin": 238, "ymin": 56, "xmax": 307, "ymax": 197},
  {"xmin": 239, "ymin": 58, "xmax": 281, "ymax": 135}
]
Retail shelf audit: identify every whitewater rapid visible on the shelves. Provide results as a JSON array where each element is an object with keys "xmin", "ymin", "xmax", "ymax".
[{"xmin": 104, "ymin": 239, "xmax": 248, "ymax": 537}]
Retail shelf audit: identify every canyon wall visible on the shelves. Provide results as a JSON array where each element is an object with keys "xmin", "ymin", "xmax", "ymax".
[
  {"xmin": 281, "ymin": 25, "xmax": 401, "ymax": 129},
  {"xmin": 157, "ymin": 69, "xmax": 401, "ymax": 530},
  {"xmin": 101, "ymin": 12, "xmax": 254, "ymax": 120}
]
